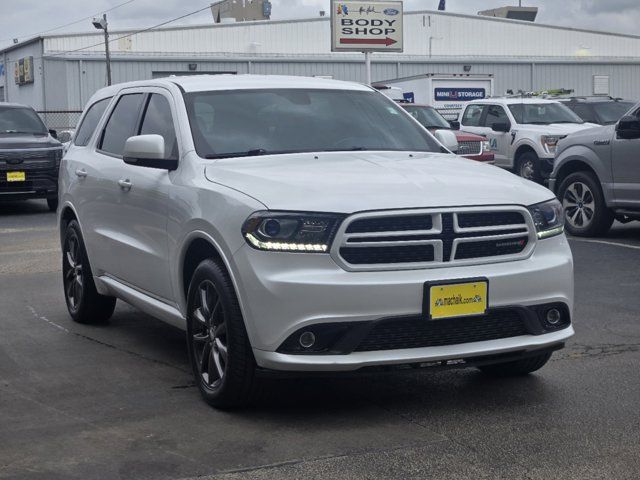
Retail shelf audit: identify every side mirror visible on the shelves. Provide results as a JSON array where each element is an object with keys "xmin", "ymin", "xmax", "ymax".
[
  {"xmin": 49, "ymin": 129, "xmax": 58, "ymax": 139},
  {"xmin": 449, "ymin": 120, "xmax": 461, "ymax": 130},
  {"xmin": 616, "ymin": 116, "xmax": 640, "ymax": 139},
  {"xmin": 123, "ymin": 134, "xmax": 177, "ymax": 170},
  {"xmin": 491, "ymin": 122, "xmax": 510, "ymax": 133},
  {"xmin": 57, "ymin": 131, "xmax": 72, "ymax": 144},
  {"xmin": 434, "ymin": 129, "xmax": 459, "ymax": 154}
]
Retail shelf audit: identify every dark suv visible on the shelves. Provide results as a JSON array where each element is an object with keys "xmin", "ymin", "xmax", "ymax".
[
  {"xmin": 0, "ymin": 103, "xmax": 64, "ymax": 211},
  {"xmin": 559, "ymin": 97, "xmax": 636, "ymax": 126}
]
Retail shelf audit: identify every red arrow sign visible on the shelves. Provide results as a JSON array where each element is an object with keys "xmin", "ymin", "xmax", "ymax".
[{"xmin": 340, "ymin": 37, "xmax": 397, "ymax": 46}]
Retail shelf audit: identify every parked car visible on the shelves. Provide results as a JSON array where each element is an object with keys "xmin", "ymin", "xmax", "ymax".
[
  {"xmin": 550, "ymin": 101, "xmax": 640, "ymax": 236},
  {"xmin": 59, "ymin": 75, "xmax": 574, "ymax": 408},
  {"xmin": 459, "ymin": 98, "xmax": 598, "ymax": 182},
  {"xmin": 558, "ymin": 97, "xmax": 636, "ymax": 126},
  {"xmin": 401, "ymin": 103, "xmax": 494, "ymax": 162},
  {"xmin": 0, "ymin": 102, "xmax": 64, "ymax": 211}
]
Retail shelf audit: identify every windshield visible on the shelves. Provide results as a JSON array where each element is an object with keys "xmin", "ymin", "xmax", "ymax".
[
  {"xmin": 593, "ymin": 102, "xmax": 635, "ymax": 125},
  {"xmin": 508, "ymin": 103, "xmax": 584, "ymax": 125},
  {"xmin": 184, "ymin": 89, "xmax": 442, "ymax": 159},
  {"xmin": 0, "ymin": 106, "xmax": 47, "ymax": 135},
  {"xmin": 402, "ymin": 105, "xmax": 451, "ymax": 129}
]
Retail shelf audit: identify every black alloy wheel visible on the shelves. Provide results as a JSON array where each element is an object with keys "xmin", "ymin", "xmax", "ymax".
[{"xmin": 62, "ymin": 220, "xmax": 116, "ymax": 324}]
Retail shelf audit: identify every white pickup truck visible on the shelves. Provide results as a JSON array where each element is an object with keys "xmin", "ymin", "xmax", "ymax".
[{"xmin": 458, "ymin": 98, "xmax": 598, "ymax": 182}]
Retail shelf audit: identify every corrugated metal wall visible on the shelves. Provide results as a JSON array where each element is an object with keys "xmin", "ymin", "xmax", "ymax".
[
  {"xmin": 2, "ymin": 40, "xmax": 45, "ymax": 109},
  {"xmin": 45, "ymin": 56, "xmax": 640, "ymax": 112},
  {"xmin": 43, "ymin": 11, "xmax": 640, "ymax": 58}
]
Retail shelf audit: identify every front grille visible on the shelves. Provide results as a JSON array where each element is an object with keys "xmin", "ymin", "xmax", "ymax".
[
  {"xmin": 0, "ymin": 149, "xmax": 59, "ymax": 171},
  {"xmin": 355, "ymin": 309, "xmax": 529, "ymax": 352},
  {"xmin": 457, "ymin": 140, "xmax": 482, "ymax": 156},
  {"xmin": 334, "ymin": 208, "xmax": 534, "ymax": 270},
  {"xmin": 341, "ymin": 245, "xmax": 435, "ymax": 264}
]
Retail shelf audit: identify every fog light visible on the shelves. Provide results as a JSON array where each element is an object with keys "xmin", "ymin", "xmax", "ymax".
[
  {"xmin": 546, "ymin": 308, "xmax": 561, "ymax": 325},
  {"xmin": 299, "ymin": 331, "xmax": 316, "ymax": 349}
]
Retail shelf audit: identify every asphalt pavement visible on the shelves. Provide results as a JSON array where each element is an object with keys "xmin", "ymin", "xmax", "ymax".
[{"xmin": 1, "ymin": 199, "xmax": 639, "ymax": 480}]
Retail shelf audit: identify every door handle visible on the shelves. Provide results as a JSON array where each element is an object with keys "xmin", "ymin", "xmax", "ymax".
[
  {"xmin": 118, "ymin": 179, "xmax": 132, "ymax": 191},
  {"xmin": 75, "ymin": 168, "xmax": 87, "ymax": 178}
]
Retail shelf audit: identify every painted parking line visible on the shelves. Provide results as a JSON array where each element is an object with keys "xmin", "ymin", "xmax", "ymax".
[{"xmin": 568, "ymin": 237, "xmax": 640, "ymax": 251}]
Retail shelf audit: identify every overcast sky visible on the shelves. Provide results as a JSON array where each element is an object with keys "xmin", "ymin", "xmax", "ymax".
[{"xmin": 1, "ymin": 0, "xmax": 638, "ymax": 49}]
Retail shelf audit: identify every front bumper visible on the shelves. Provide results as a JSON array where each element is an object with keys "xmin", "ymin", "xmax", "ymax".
[
  {"xmin": 232, "ymin": 234, "xmax": 574, "ymax": 371},
  {"xmin": 0, "ymin": 168, "xmax": 58, "ymax": 200}
]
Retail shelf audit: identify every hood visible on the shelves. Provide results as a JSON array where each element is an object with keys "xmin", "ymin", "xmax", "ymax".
[
  {"xmin": 556, "ymin": 124, "xmax": 615, "ymax": 156},
  {"xmin": 518, "ymin": 122, "xmax": 599, "ymax": 136},
  {"xmin": 0, "ymin": 133, "xmax": 61, "ymax": 149},
  {"xmin": 453, "ymin": 131, "xmax": 486, "ymax": 142},
  {"xmin": 205, "ymin": 151, "xmax": 553, "ymax": 213}
]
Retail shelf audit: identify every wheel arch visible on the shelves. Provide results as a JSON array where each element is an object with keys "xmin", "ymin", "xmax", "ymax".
[
  {"xmin": 554, "ymin": 160, "xmax": 599, "ymax": 195},
  {"xmin": 59, "ymin": 202, "xmax": 80, "ymax": 246},
  {"xmin": 514, "ymin": 144, "xmax": 538, "ymax": 162}
]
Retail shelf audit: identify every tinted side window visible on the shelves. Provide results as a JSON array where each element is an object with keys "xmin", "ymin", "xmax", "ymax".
[
  {"xmin": 74, "ymin": 97, "xmax": 111, "ymax": 146},
  {"xmin": 568, "ymin": 104, "xmax": 596, "ymax": 123},
  {"xmin": 461, "ymin": 105, "xmax": 485, "ymax": 127},
  {"xmin": 484, "ymin": 105, "xmax": 510, "ymax": 128},
  {"xmin": 139, "ymin": 94, "xmax": 178, "ymax": 160},
  {"xmin": 100, "ymin": 94, "xmax": 145, "ymax": 156}
]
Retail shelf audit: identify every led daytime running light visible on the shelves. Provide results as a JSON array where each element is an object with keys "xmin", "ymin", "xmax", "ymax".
[{"xmin": 245, "ymin": 233, "xmax": 328, "ymax": 252}]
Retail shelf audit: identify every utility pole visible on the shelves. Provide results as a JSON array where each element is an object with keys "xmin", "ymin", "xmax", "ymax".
[{"xmin": 92, "ymin": 14, "xmax": 112, "ymax": 86}]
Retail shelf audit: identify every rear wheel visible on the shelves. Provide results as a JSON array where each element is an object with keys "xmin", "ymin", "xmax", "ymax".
[
  {"xmin": 62, "ymin": 220, "xmax": 116, "ymax": 324},
  {"xmin": 186, "ymin": 259, "xmax": 258, "ymax": 408},
  {"xmin": 47, "ymin": 198, "xmax": 58, "ymax": 212},
  {"xmin": 558, "ymin": 171, "xmax": 614, "ymax": 237},
  {"xmin": 478, "ymin": 352, "xmax": 552, "ymax": 377}
]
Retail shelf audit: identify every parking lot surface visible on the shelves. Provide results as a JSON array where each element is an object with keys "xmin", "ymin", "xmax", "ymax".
[{"xmin": 1, "ymin": 200, "xmax": 639, "ymax": 480}]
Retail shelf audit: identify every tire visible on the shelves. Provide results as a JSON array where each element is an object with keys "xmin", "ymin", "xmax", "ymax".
[
  {"xmin": 47, "ymin": 197, "xmax": 58, "ymax": 212},
  {"xmin": 557, "ymin": 171, "xmax": 614, "ymax": 237},
  {"xmin": 62, "ymin": 220, "xmax": 116, "ymax": 324},
  {"xmin": 478, "ymin": 352, "xmax": 552, "ymax": 377},
  {"xmin": 517, "ymin": 152, "xmax": 542, "ymax": 183},
  {"xmin": 186, "ymin": 259, "xmax": 258, "ymax": 408}
]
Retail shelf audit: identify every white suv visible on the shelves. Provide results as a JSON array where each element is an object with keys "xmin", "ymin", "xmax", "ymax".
[
  {"xmin": 459, "ymin": 98, "xmax": 597, "ymax": 182},
  {"xmin": 58, "ymin": 75, "xmax": 574, "ymax": 408}
]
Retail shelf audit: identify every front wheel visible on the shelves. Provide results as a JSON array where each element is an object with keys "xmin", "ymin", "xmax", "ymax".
[
  {"xmin": 62, "ymin": 220, "xmax": 116, "ymax": 323},
  {"xmin": 478, "ymin": 352, "xmax": 552, "ymax": 377},
  {"xmin": 186, "ymin": 259, "xmax": 258, "ymax": 408},
  {"xmin": 517, "ymin": 152, "xmax": 542, "ymax": 183},
  {"xmin": 557, "ymin": 171, "xmax": 614, "ymax": 237}
]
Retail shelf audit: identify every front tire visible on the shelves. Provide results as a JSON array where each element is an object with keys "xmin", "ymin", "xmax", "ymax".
[
  {"xmin": 478, "ymin": 352, "xmax": 552, "ymax": 377},
  {"xmin": 62, "ymin": 220, "xmax": 116, "ymax": 324},
  {"xmin": 186, "ymin": 259, "xmax": 258, "ymax": 408},
  {"xmin": 558, "ymin": 171, "xmax": 613, "ymax": 237},
  {"xmin": 517, "ymin": 152, "xmax": 542, "ymax": 183}
]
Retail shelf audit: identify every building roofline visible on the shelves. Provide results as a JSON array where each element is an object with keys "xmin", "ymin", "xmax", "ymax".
[
  {"xmin": 4, "ymin": 7, "xmax": 639, "ymax": 51},
  {"xmin": 0, "ymin": 36, "xmax": 42, "ymax": 55}
]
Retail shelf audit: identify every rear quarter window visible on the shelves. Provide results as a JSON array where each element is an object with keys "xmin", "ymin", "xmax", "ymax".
[{"xmin": 74, "ymin": 97, "xmax": 112, "ymax": 146}]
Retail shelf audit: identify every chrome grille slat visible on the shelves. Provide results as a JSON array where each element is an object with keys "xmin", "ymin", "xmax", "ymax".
[{"xmin": 331, "ymin": 207, "xmax": 536, "ymax": 272}]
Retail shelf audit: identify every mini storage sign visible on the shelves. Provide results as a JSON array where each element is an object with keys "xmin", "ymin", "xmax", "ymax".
[{"xmin": 331, "ymin": 1, "xmax": 404, "ymax": 52}]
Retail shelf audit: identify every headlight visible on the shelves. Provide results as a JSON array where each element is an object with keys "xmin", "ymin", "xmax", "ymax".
[
  {"xmin": 541, "ymin": 135, "xmax": 565, "ymax": 154},
  {"xmin": 242, "ymin": 212, "xmax": 343, "ymax": 253},
  {"xmin": 481, "ymin": 140, "xmax": 491, "ymax": 153},
  {"xmin": 528, "ymin": 199, "xmax": 564, "ymax": 239}
]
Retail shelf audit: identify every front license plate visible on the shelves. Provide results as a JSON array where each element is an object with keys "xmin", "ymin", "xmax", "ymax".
[
  {"xmin": 7, "ymin": 171, "xmax": 26, "ymax": 182},
  {"xmin": 427, "ymin": 280, "xmax": 488, "ymax": 320}
]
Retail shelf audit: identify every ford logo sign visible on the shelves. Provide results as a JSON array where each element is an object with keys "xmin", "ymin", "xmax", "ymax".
[{"xmin": 384, "ymin": 8, "xmax": 399, "ymax": 15}]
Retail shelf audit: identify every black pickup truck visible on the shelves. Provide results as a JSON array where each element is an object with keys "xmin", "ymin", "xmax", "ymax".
[{"xmin": 0, "ymin": 103, "xmax": 64, "ymax": 211}]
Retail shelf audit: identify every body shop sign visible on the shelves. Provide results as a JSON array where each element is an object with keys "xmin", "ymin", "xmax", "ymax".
[{"xmin": 331, "ymin": 1, "xmax": 403, "ymax": 52}]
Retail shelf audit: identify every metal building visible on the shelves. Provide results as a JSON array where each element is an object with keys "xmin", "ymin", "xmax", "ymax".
[{"xmin": 2, "ymin": 8, "xmax": 640, "ymax": 129}]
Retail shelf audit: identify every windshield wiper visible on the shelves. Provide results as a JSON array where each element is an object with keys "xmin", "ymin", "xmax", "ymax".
[{"xmin": 205, "ymin": 148, "xmax": 270, "ymax": 159}]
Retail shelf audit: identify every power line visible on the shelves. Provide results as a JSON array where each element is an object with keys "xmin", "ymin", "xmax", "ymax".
[
  {"xmin": 47, "ymin": 4, "xmax": 213, "ymax": 58},
  {"xmin": 0, "ymin": 0, "xmax": 137, "ymax": 44}
]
